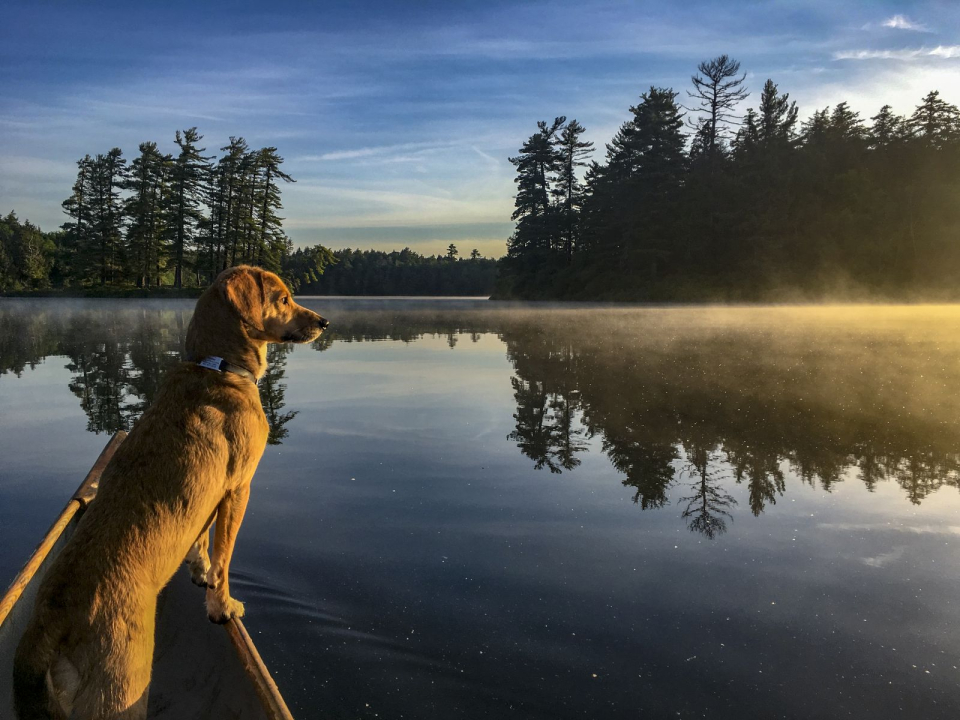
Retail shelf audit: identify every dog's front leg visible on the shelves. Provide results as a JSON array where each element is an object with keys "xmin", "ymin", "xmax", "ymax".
[
  {"xmin": 206, "ymin": 483, "xmax": 250, "ymax": 623},
  {"xmin": 185, "ymin": 510, "xmax": 216, "ymax": 587}
]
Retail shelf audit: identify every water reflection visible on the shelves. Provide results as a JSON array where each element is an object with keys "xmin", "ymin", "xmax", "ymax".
[
  {"xmin": 3, "ymin": 302, "xmax": 960, "ymax": 536},
  {"xmin": 260, "ymin": 344, "xmax": 298, "ymax": 445},
  {"xmin": 305, "ymin": 304, "xmax": 960, "ymax": 536},
  {"xmin": 680, "ymin": 447, "xmax": 735, "ymax": 538},
  {"xmin": 507, "ymin": 378, "xmax": 586, "ymax": 473},
  {"xmin": 493, "ymin": 307, "xmax": 960, "ymax": 535},
  {"xmin": 0, "ymin": 303, "xmax": 295, "ymax": 443}
]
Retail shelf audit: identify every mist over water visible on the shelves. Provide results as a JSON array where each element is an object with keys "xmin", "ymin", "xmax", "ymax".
[{"xmin": 2, "ymin": 299, "xmax": 960, "ymax": 718}]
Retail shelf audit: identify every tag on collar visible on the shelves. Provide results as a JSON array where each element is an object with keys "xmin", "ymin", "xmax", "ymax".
[
  {"xmin": 197, "ymin": 356, "xmax": 223, "ymax": 371},
  {"xmin": 196, "ymin": 356, "xmax": 258, "ymax": 385}
]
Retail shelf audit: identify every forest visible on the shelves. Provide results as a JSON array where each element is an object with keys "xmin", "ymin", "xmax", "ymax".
[
  {"xmin": 295, "ymin": 245, "xmax": 497, "ymax": 296},
  {"xmin": 497, "ymin": 55, "xmax": 960, "ymax": 301},
  {"xmin": 0, "ymin": 130, "xmax": 496, "ymax": 296},
  {"xmin": 1, "ymin": 131, "xmax": 334, "ymax": 293},
  {"xmin": 6, "ymin": 57, "xmax": 960, "ymax": 302}
]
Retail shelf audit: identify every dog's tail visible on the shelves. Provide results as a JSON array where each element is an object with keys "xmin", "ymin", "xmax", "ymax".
[{"xmin": 12, "ymin": 615, "xmax": 67, "ymax": 720}]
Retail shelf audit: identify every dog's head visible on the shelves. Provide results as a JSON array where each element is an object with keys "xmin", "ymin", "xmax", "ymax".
[{"xmin": 218, "ymin": 266, "xmax": 328, "ymax": 344}]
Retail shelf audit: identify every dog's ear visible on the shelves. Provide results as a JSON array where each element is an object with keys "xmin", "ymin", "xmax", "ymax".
[{"xmin": 220, "ymin": 267, "xmax": 265, "ymax": 332}]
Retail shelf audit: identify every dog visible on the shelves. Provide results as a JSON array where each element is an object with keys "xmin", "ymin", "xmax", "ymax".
[{"xmin": 13, "ymin": 265, "xmax": 327, "ymax": 719}]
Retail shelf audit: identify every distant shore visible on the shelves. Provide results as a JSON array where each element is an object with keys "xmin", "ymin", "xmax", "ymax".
[
  {"xmin": 0, "ymin": 287, "xmax": 205, "ymax": 299},
  {"xmin": 0, "ymin": 288, "xmax": 495, "ymax": 299}
]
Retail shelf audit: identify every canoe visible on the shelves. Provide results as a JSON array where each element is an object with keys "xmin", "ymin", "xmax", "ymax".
[{"xmin": 0, "ymin": 432, "xmax": 294, "ymax": 719}]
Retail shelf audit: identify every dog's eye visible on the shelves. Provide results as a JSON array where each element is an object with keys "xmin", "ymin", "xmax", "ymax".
[{"xmin": 281, "ymin": 296, "xmax": 289, "ymax": 305}]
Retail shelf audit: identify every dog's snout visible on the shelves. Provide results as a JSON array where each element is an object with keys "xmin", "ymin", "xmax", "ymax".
[{"xmin": 318, "ymin": 316, "xmax": 330, "ymax": 330}]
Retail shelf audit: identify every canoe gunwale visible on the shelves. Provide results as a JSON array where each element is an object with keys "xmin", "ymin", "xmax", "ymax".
[
  {"xmin": 0, "ymin": 431, "xmax": 295, "ymax": 720},
  {"xmin": 0, "ymin": 430, "xmax": 126, "ymax": 629},
  {"xmin": 226, "ymin": 617, "xmax": 296, "ymax": 720}
]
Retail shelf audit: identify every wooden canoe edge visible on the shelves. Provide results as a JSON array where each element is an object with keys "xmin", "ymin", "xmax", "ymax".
[
  {"xmin": 0, "ymin": 431, "xmax": 127, "ymax": 629},
  {"xmin": 225, "ymin": 618, "xmax": 296, "ymax": 720},
  {"xmin": 73, "ymin": 431, "xmax": 127, "ymax": 508}
]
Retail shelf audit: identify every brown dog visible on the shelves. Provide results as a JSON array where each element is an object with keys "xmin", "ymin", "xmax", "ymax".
[{"xmin": 13, "ymin": 266, "xmax": 327, "ymax": 719}]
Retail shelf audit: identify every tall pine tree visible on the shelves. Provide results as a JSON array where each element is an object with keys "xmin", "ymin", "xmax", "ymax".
[
  {"xmin": 553, "ymin": 119, "xmax": 593, "ymax": 262},
  {"xmin": 167, "ymin": 128, "xmax": 212, "ymax": 288}
]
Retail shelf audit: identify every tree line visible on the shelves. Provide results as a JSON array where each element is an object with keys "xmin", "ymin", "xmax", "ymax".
[
  {"xmin": 498, "ymin": 54, "xmax": 960, "ymax": 300},
  {"xmin": 295, "ymin": 245, "xmax": 498, "ymax": 296},
  {"xmin": 1, "ymin": 129, "xmax": 337, "ymax": 293},
  {"xmin": 0, "ymin": 129, "xmax": 500, "ymax": 296}
]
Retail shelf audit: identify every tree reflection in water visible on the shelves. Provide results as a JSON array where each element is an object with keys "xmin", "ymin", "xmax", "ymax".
[
  {"xmin": 680, "ymin": 444, "xmax": 736, "ymax": 539},
  {"xmin": 3, "ymin": 302, "xmax": 960, "ymax": 538},
  {"xmin": 0, "ymin": 302, "xmax": 297, "ymax": 443},
  {"xmin": 299, "ymin": 303, "xmax": 960, "ymax": 536},
  {"xmin": 260, "ymin": 344, "xmax": 298, "ymax": 445},
  {"xmin": 492, "ymin": 306, "xmax": 960, "ymax": 537}
]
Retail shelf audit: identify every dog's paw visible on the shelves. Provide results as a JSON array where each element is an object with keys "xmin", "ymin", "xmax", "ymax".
[
  {"xmin": 207, "ymin": 595, "xmax": 245, "ymax": 624},
  {"xmin": 189, "ymin": 562, "xmax": 210, "ymax": 587}
]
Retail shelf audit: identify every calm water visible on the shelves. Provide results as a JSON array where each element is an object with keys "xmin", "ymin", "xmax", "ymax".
[{"xmin": 2, "ymin": 299, "xmax": 960, "ymax": 719}]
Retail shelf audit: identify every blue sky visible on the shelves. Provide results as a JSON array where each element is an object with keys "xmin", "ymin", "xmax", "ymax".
[{"xmin": 2, "ymin": 0, "xmax": 958, "ymax": 257}]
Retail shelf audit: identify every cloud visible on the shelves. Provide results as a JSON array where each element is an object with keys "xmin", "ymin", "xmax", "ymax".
[
  {"xmin": 817, "ymin": 522, "xmax": 960, "ymax": 535},
  {"xmin": 862, "ymin": 546, "xmax": 904, "ymax": 568},
  {"xmin": 471, "ymin": 146, "xmax": 501, "ymax": 168},
  {"xmin": 882, "ymin": 15, "xmax": 927, "ymax": 32},
  {"xmin": 298, "ymin": 141, "xmax": 461, "ymax": 163},
  {"xmin": 834, "ymin": 45, "xmax": 960, "ymax": 61}
]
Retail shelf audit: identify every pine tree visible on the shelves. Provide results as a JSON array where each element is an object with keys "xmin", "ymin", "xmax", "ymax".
[
  {"xmin": 829, "ymin": 102, "xmax": 865, "ymax": 141},
  {"xmin": 205, "ymin": 137, "xmax": 247, "ymax": 280},
  {"xmin": 869, "ymin": 105, "xmax": 910, "ymax": 148},
  {"xmin": 252, "ymin": 147, "xmax": 295, "ymax": 272},
  {"xmin": 83, "ymin": 149, "xmax": 127, "ymax": 285},
  {"xmin": 233, "ymin": 147, "xmax": 259, "ymax": 267},
  {"xmin": 687, "ymin": 54, "xmax": 749, "ymax": 157},
  {"xmin": 60, "ymin": 155, "xmax": 93, "ymax": 283},
  {"xmin": 800, "ymin": 108, "xmax": 831, "ymax": 146},
  {"xmin": 126, "ymin": 142, "xmax": 171, "ymax": 287},
  {"xmin": 508, "ymin": 117, "xmax": 565, "ymax": 257},
  {"xmin": 687, "ymin": 117, "xmax": 713, "ymax": 162},
  {"xmin": 167, "ymin": 128, "xmax": 212, "ymax": 288},
  {"xmin": 630, "ymin": 88, "xmax": 687, "ymax": 185},
  {"xmin": 732, "ymin": 108, "xmax": 760, "ymax": 156},
  {"xmin": 589, "ymin": 88, "xmax": 688, "ymax": 276},
  {"xmin": 604, "ymin": 123, "xmax": 641, "ymax": 179},
  {"xmin": 757, "ymin": 79, "xmax": 797, "ymax": 145},
  {"xmin": 553, "ymin": 119, "xmax": 593, "ymax": 261},
  {"xmin": 909, "ymin": 90, "xmax": 960, "ymax": 148}
]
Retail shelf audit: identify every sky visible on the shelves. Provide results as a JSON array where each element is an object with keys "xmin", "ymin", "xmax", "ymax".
[{"xmin": 1, "ymin": 1, "xmax": 958, "ymax": 258}]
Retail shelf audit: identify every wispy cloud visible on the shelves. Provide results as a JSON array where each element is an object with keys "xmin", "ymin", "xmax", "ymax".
[
  {"xmin": 818, "ymin": 523, "xmax": 960, "ymax": 535},
  {"xmin": 297, "ymin": 141, "xmax": 459, "ymax": 163},
  {"xmin": 834, "ymin": 45, "xmax": 960, "ymax": 61},
  {"xmin": 862, "ymin": 546, "xmax": 904, "ymax": 568},
  {"xmin": 882, "ymin": 15, "xmax": 928, "ymax": 32},
  {"xmin": 471, "ymin": 146, "xmax": 501, "ymax": 168}
]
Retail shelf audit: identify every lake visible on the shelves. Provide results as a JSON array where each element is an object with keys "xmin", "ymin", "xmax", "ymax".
[{"xmin": 2, "ymin": 299, "xmax": 960, "ymax": 719}]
